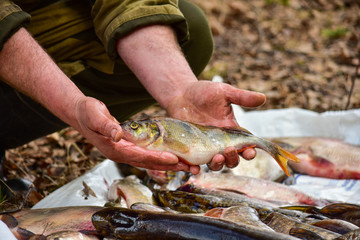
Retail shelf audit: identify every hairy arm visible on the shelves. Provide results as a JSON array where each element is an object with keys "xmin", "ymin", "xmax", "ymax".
[
  {"xmin": 117, "ymin": 25, "xmax": 266, "ymax": 172},
  {"xmin": 0, "ymin": 27, "xmax": 189, "ymax": 172}
]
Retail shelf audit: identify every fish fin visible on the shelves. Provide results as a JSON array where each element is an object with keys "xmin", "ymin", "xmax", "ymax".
[
  {"xmin": 223, "ymin": 126, "xmax": 253, "ymax": 135},
  {"xmin": 274, "ymin": 145, "xmax": 299, "ymax": 176},
  {"xmin": 236, "ymin": 145, "xmax": 256, "ymax": 153}
]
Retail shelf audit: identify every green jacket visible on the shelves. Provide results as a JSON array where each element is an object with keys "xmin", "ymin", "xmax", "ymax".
[{"xmin": 0, "ymin": 0, "xmax": 189, "ymax": 60}]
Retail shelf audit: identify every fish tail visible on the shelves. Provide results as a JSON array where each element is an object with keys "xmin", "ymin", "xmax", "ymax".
[{"xmin": 273, "ymin": 145, "xmax": 299, "ymax": 176}]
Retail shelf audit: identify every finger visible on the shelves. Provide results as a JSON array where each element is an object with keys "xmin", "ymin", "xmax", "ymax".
[
  {"xmin": 241, "ymin": 148, "xmax": 256, "ymax": 160},
  {"xmin": 224, "ymin": 146, "xmax": 240, "ymax": 168},
  {"xmin": 207, "ymin": 154, "xmax": 225, "ymax": 171},
  {"xmin": 88, "ymin": 100, "xmax": 123, "ymax": 142},
  {"xmin": 117, "ymin": 141, "xmax": 179, "ymax": 165},
  {"xmin": 225, "ymin": 85, "xmax": 266, "ymax": 108},
  {"xmin": 189, "ymin": 165, "xmax": 200, "ymax": 175}
]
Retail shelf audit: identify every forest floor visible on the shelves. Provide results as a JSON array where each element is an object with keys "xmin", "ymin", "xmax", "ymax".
[{"xmin": 3, "ymin": 0, "xmax": 360, "ymax": 203}]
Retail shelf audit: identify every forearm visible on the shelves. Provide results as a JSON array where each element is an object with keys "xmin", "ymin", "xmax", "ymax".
[
  {"xmin": 0, "ymin": 28, "xmax": 84, "ymax": 127},
  {"xmin": 116, "ymin": 25, "xmax": 198, "ymax": 109}
]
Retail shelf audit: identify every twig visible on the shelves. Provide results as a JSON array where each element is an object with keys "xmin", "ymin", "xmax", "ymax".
[
  {"xmin": 71, "ymin": 142, "xmax": 87, "ymax": 159},
  {"xmin": 345, "ymin": 56, "xmax": 360, "ymax": 110}
]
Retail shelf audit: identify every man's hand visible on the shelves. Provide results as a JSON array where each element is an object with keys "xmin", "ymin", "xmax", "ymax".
[
  {"xmin": 72, "ymin": 97, "xmax": 190, "ymax": 171},
  {"xmin": 166, "ymin": 81, "xmax": 266, "ymax": 171},
  {"xmin": 117, "ymin": 24, "xmax": 266, "ymax": 173}
]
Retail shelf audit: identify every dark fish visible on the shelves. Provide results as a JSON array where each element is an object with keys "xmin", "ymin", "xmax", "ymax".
[
  {"xmin": 281, "ymin": 204, "xmax": 360, "ymax": 228},
  {"xmin": 262, "ymin": 212, "xmax": 341, "ymax": 239},
  {"xmin": 92, "ymin": 207, "xmax": 299, "ymax": 240},
  {"xmin": 154, "ymin": 189, "xmax": 240, "ymax": 213},
  {"xmin": 318, "ymin": 203, "xmax": 360, "ymax": 227},
  {"xmin": 154, "ymin": 187, "xmax": 275, "ymax": 214},
  {"xmin": 289, "ymin": 227, "xmax": 326, "ymax": 240},
  {"xmin": 333, "ymin": 229, "xmax": 360, "ymax": 240},
  {"xmin": 310, "ymin": 219, "xmax": 359, "ymax": 235}
]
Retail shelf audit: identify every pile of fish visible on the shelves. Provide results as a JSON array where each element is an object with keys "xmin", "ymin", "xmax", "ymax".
[
  {"xmin": 2, "ymin": 172, "xmax": 360, "ymax": 239},
  {"xmin": 1, "ymin": 117, "xmax": 360, "ymax": 239}
]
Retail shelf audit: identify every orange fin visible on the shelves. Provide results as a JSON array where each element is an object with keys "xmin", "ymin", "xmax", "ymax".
[
  {"xmin": 275, "ymin": 146, "xmax": 299, "ymax": 176},
  {"xmin": 237, "ymin": 145, "xmax": 256, "ymax": 153}
]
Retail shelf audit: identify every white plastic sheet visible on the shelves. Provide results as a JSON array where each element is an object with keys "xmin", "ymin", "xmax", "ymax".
[{"xmin": 33, "ymin": 159, "xmax": 123, "ymax": 209}]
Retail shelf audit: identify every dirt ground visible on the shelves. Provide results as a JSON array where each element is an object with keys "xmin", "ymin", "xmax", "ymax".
[{"xmin": 3, "ymin": 0, "xmax": 360, "ymax": 202}]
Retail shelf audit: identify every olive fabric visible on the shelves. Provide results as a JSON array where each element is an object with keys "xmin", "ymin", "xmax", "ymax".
[
  {"xmin": 0, "ymin": 0, "xmax": 213, "ymax": 150},
  {"xmin": 0, "ymin": 0, "xmax": 30, "ymax": 51}
]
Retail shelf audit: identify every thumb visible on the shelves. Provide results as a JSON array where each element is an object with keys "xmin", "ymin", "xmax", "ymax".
[
  {"xmin": 226, "ymin": 85, "xmax": 266, "ymax": 108},
  {"xmin": 84, "ymin": 99, "xmax": 123, "ymax": 142}
]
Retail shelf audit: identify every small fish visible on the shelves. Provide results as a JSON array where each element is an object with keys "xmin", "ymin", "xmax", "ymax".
[
  {"xmin": 92, "ymin": 207, "xmax": 299, "ymax": 240},
  {"xmin": 272, "ymin": 137, "xmax": 360, "ymax": 179},
  {"xmin": 3, "ymin": 206, "xmax": 102, "ymax": 237},
  {"xmin": 107, "ymin": 175, "xmax": 154, "ymax": 208},
  {"xmin": 121, "ymin": 117, "xmax": 299, "ymax": 176}
]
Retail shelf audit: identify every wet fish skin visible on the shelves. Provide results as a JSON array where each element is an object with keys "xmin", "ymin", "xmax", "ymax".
[
  {"xmin": 263, "ymin": 212, "xmax": 341, "ymax": 239},
  {"xmin": 310, "ymin": 219, "xmax": 359, "ymax": 235},
  {"xmin": 187, "ymin": 172, "xmax": 329, "ymax": 206},
  {"xmin": 107, "ymin": 175, "xmax": 154, "ymax": 208},
  {"xmin": 205, "ymin": 206, "xmax": 275, "ymax": 231},
  {"xmin": 154, "ymin": 186, "xmax": 277, "ymax": 214},
  {"xmin": 130, "ymin": 202, "xmax": 167, "ymax": 212},
  {"xmin": 92, "ymin": 207, "xmax": 299, "ymax": 240},
  {"xmin": 272, "ymin": 137, "xmax": 360, "ymax": 179},
  {"xmin": 154, "ymin": 189, "xmax": 239, "ymax": 213},
  {"xmin": 333, "ymin": 229, "xmax": 360, "ymax": 240},
  {"xmin": 44, "ymin": 231, "xmax": 99, "ymax": 240},
  {"xmin": 318, "ymin": 203, "xmax": 360, "ymax": 227},
  {"xmin": 289, "ymin": 227, "xmax": 326, "ymax": 240},
  {"xmin": 230, "ymin": 149, "xmax": 288, "ymax": 182},
  {"xmin": 8, "ymin": 206, "xmax": 103, "ymax": 237},
  {"xmin": 121, "ymin": 117, "xmax": 299, "ymax": 176}
]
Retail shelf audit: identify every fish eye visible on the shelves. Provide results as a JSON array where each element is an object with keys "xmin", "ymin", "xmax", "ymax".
[{"xmin": 130, "ymin": 122, "xmax": 139, "ymax": 130}]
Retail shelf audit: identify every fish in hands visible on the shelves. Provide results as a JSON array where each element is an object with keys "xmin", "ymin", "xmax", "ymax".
[{"xmin": 120, "ymin": 117, "xmax": 299, "ymax": 176}]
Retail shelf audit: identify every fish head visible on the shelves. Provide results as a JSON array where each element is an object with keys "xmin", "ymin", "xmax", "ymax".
[
  {"xmin": 92, "ymin": 208, "xmax": 138, "ymax": 236},
  {"xmin": 120, "ymin": 120, "xmax": 160, "ymax": 146}
]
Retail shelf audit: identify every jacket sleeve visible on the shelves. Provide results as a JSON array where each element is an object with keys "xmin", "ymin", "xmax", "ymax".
[
  {"xmin": 0, "ymin": 0, "xmax": 31, "ymax": 51},
  {"xmin": 91, "ymin": 0, "xmax": 189, "ymax": 60}
]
